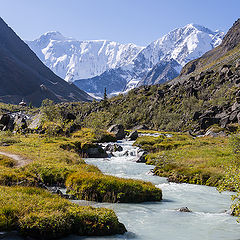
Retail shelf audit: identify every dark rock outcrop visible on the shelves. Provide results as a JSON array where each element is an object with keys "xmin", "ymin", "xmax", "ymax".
[{"xmin": 0, "ymin": 114, "xmax": 10, "ymax": 126}]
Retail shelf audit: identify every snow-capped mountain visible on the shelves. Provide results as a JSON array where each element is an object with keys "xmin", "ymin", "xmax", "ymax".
[
  {"xmin": 26, "ymin": 32, "xmax": 143, "ymax": 82},
  {"xmin": 27, "ymin": 24, "xmax": 224, "ymax": 96}
]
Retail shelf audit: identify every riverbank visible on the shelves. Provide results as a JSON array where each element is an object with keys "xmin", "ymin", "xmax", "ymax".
[
  {"xmin": 134, "ymin": 131, "xmax": 235, "ymax": 187},
  {"xmin": 0, "ymin": 129, "xmax": 162, "ymax": 238},
  {"xmin": 83, "ymin": 139, "xmax": 240, "ymax": 240}
]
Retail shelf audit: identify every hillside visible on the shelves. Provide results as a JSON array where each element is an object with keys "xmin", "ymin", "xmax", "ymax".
[
  {"xmin": 49, "ymin": 19, "xmax": 240, "ymax": 134},
  {"xmin": 0, "ymin": 18, "xmax": 92, "ymax": 107}
]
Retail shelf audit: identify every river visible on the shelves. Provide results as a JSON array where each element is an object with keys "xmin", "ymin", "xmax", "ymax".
[
  {"xmin": 3, "ymin": 139, "xmax": 239, "ymax": 240},
  {"xmin": 67, "ymin": 139, "xmax": 240, "ymax": 240}
]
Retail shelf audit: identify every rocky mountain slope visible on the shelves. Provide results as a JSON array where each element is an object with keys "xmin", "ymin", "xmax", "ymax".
[
  {"xmin": 27, "ymin": 25, "xmax": 224, "ymax": 97},
  {"xmin": 0, "ymin": 18, "xmax": 92, "ymax": 107}
]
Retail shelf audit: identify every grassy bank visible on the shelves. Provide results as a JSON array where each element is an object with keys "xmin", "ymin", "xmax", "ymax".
[
  {"xmin": 0, "ymin": 186, "xmax": 126, "ymax": 239},
  {"xmin": 0, "ymin": 128, "xmax": 163, "ymax": 238},
  {"xmin": 0, "ymin": 129, "xmax": 162, "ymax": 202},
  {"xmin": 66, "ymin": 171, "xmax": 162, "ymax": 203},
  {"xmin": 134, "ymin": 132, "xmax": 235, "ymax": 187}
]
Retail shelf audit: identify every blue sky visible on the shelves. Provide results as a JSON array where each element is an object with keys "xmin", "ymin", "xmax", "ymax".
[{"xmin": 1, "ymin": 0, "xmax": 239, "ymax": 46}]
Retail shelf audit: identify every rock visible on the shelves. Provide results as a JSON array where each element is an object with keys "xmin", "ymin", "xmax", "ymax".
[
  {"xmin": 193, "ymin": 111, "xmax": 202, "ymax": 121},
  {"xmin": 231, "ymin": 102, "xmax": 240, "ymax": 111},
  {"xmin": 122, "ymin": 150, "xmax": 129, "ymax": 156},
  {"xmin": 220, "ymin": 116, "xmax": 229, "ymax": 128},
  {"xmin": 196, "ymin": 72, "xmax": 206, "ymax": 81},
  {"xmin": 215, "ymin": 112, "xmax": 228, "ymax": 119},
  {"xmin": 28, "ymin": 114, "xmax": 41, "ymax": 130},
  {"xmin": 236, "ymin": 97, "xmax": 240, "ymax": 104},
  {"xmin": 177, "ymin": 207, "xmax": 192, "ymax": 212},
  {"xmin": 107, "ymin": 124, "xmax": 125, "ymax": 140},
  {"xmin": 2, "ymin": 143, "xmax": 10, "ymax": 146},
  {"xmin": 199, "ymin": 110, "xmax": 215, "ymax": 119},
  {"xmin": 229, "ymin": 110, "xmax": 239, "ymax": 122},
  {"xmin": 128, "ymin": 130, "xmax": 138, "ymax": 140},
  {"xmin": 136, "ymin": 150, "xmax": 148, "ymax": 163},
  {"xmin": 133, "ymin": 124, "xmax": 149, "ymax": 130},
  {"xmin": 187, "ymin": 86, "xmax": 198, "ymax": 98},
  {"xmin": 6, "ymin": 118, "xmax": 14, "ymax": 131},
  {"xmin": 14, "ymin": 116, "xmax": 27, "ymax": 129},
  {"xmin": 205, "ymin": 129, "xmax": 227, "ymax": 137},
  {"xmin": 199, "ymin": 117, "xmax": 219, "ymax": 130},
  {"xmin": 104, "ymin": 144, "xmax": 123, "ymax": 152},
  {"xmin": 0, "ymin": 114, "xmax": 10, "ymax": 126},
  {"xmin": 237, "ymin": 112, "xmax": 240, "ymax": 124},
  {"xmin": 235, "ymin": 78, "xmax": 240, "ymax": 85},
  {"xmin": 0, "ymin": 124, "xmax": 5, "ymax": 130},
  {"xmin": 236, "ymin": 61, "xmax": 240, "ymax": 69},
  {"xmin": 85, "ymin": 144, "xmax": 108, "ymax": 158}
]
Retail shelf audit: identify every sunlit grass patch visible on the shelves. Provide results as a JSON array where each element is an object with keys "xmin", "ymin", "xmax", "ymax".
[{"xmin": 0, "ymin": 186, "xmax": 126, "ymax": 238}]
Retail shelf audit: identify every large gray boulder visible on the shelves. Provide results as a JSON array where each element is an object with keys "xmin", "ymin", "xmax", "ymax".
[
  {"xmin": 128, "ymin": 130, "xmax": 138, "ymax": 141},
  {"xmin": 85, "ymin": 144, "xmax": 108, "ymax": 158},
  {"xmin": 107, "ymin": 124, "xmax": 125, "ymax": 140}
]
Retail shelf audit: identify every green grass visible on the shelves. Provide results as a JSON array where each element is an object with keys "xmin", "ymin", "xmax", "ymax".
[
  {"xmin": 0, "ymin": 130, "xmax": 162, "ymax": 203},
  {"xmin": 134, "ymin": 132, "xmax": 235, "ymax": 187},
  {"xmin": 0, "ymin": 186, "xmax": 126, "ymax": 238},
  {"xmin": 0, "ymin": 154, "xmax": 17, "ymax": 167},
  {"xmin": 66, "ymin": 170, "xmax": 162, "ymax": 203}
]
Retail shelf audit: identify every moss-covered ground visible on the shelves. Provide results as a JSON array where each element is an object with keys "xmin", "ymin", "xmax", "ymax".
[{"xmin": 134, "ymin": 131, "xmax": 237, "ymax": 187}]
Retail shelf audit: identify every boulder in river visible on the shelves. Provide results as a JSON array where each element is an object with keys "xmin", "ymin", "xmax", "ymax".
[
  {"xmin": 136, "ymin": 149, "xmax": 148, "ymax": 163},
  {"xmin": 128, "ymin": 130, "xmax": 138, "ymax": 140},
  {"xmin": 177, "ymin": 207, "xmax": 192, "ymax": 212},
  {"xmin": 85, "ymin": 144, "xmax": 108, "ymax": 158},
  {"xmin": 107, "ymin": 124, "xmax": 125, "ymax": 140},
  {"xmin": 104, "ymin": 144, "xmax": 123, "ymax": 152}
]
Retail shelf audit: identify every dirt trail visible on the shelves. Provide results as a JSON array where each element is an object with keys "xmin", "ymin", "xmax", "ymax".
[{"xmin": 0, "ymin": 151, "xmax": 32, "ymax": 167}]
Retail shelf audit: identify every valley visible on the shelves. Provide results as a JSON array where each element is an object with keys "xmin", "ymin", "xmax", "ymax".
[{"xmin": 0, "ymin": 7, "xmax": 239, "ymax": 240}]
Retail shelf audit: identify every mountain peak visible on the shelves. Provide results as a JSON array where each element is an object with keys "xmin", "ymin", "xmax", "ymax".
[{"xmin": 39, "ymin": 31, "xmax": 70, "ymax": 41}]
